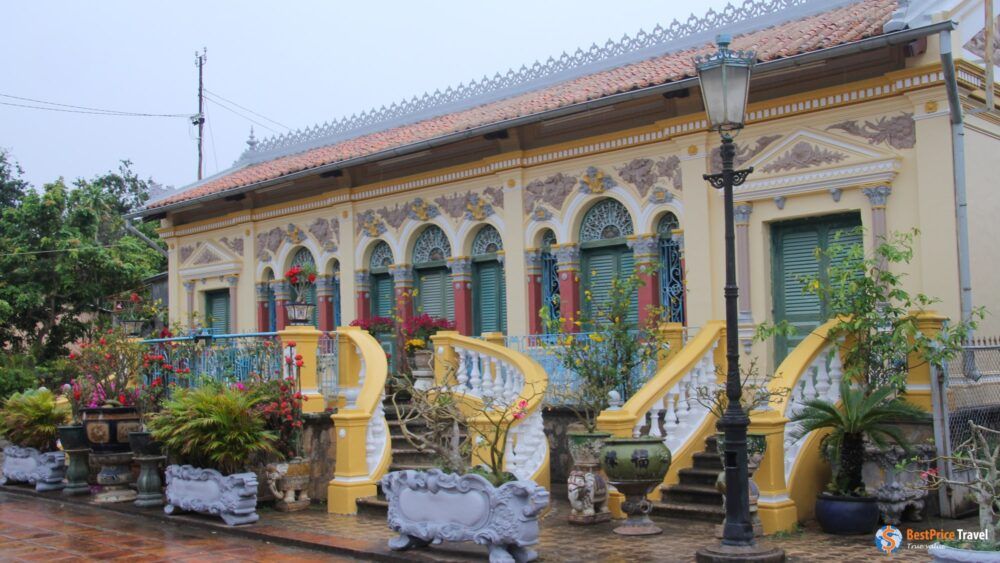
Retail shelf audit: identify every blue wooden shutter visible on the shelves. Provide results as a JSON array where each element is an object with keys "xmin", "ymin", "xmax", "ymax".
[
  {"xmin": 333, "ymin": 277, "xmax": 342, "ymax": 327},
  {"xmin": 205, "ymin": 290, "xmax": 230, "ymax": 334},
  {"xmin": 267, "ymin": 285, "xmax": 276, "ymax": 331},
  {"xmin": 475, "ymin": 261, "xmax": 505, "ymax": 334}
]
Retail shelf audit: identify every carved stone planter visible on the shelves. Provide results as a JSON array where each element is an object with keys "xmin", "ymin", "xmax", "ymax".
[
  {"xmin": 265, "ymin": 458, "xmax": 311, "ymax": 512},
  {"xmin": 0, "ymin": 445, "xmax": 65, "ymax": 492},
  {"xmin": 164, "ymin": 465, "xmax": 259, "ymax": 526},
  {"xmin": 566, "ymin": 432, "xmax": 611, "ymax": 525},
  {"xmin": 382, "ymin": 469, "xmax": 549, "ymax": 563},
  {"xmin": 408, "ymin": 349, "xmax": 434, "ymax": 390}
]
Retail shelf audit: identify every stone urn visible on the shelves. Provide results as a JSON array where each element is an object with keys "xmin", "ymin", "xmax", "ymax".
[
  {"xmin": 57, "ymin": 425, "xmax": 88, "ymax": 451},
  {"xmin": 0, "ymin": 445, "xmax": 66, "ymax": 492},
  {"xmin": 383, "ymin": 468, "xmax": 549, "ymax": 562},
  {"xmin": 164, "ymin": 464, "xmax": 260, "ymax": 525},
  {"xmin": 266, "ymin": 458, "xmax": 311, "ymax": 512},
  {"xmin": 566, "ymin": 432, "xmax": 611, "ymax": 524},
  {"xmin": 408, "ymin": 348, "xmax": 434, "ymax": 390},
  {"xmin": 600, "ymin": 436, "xmax": 672, "ymax": 536},
  {"xmin": 81, "ymin": 406, "xmax": 141, "ymax": 454},
  {"xmin": 285, "ymin": 302, "xmax": 316, "ymax": 326},
  {"xmin": 715, "ymin": 432, "xmax": 768, "ymax": 537}
]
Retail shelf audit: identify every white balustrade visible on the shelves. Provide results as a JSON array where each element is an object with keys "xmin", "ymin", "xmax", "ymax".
[
  {"xmin": 782, "ymin": 344, "xmax": 843, "ymax": 479},
  {"xmin": 366, "ymin": 392, "xmax": 389, "ymax": 473}
]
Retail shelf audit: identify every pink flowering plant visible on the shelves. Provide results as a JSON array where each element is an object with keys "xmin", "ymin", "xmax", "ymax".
[
  {"xmin": 349, "ymin": 316, "xmax": 395, "ymax": 336},
  {"xmin": 65, "ymin": 326, "xmax": 143, "ymax": 409}
]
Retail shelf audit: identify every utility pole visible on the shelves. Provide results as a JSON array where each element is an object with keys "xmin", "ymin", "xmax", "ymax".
[{"xmin": 193, "ymin": 48, "xmax": 207, "ymax": 180}]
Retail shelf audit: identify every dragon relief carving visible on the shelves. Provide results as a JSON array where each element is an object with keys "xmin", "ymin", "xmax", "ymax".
[
  {"xmin": 219, "ymin": 237, "xmax": 244, "ymax": 256},
  {"xmin": 523, "ymin": 172, "xmax": 577, "ymax": 217},
  {"xmin": 356, "ymin": 210, "xmax": 387, "ymax": 238},
  {"xmin": 759, "ymin": 142, "xmax": 848, "ymax": 174},
  {"xmin": 578, "ymin": 166, "xmax": 615, "ymax": 194},
  {"xmin": 616, "ymin": 155, "xmax": 682, "ymax": 199},
  {"xmin": 827, "ymin": 113, "xmax": 915, "ymax": 150},
  {"xmin": 709, "ymin": 134, "xmax": 782, "ymax": 174}
]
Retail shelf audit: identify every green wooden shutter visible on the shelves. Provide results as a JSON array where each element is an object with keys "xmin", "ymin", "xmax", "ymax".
[
  {"xmin": 585, "ymin": 250, "xmax": 617, "ymax": 320},
  {"xmin": 775, "ymin": 228, "xmax": 822, "ymax": 360},
  {"xmin": 205, "ymin": 290, "xmax": 230, "ymax": 335},
  {"xmin": 372, "ymin": 274, "xmax": 393, "ymax": 318},
  {"xmin": 418, "ymin": 267, "xmax": 453, "ymax": 320},
  {"xmin": 475, "ymin": 261, "xmax": 505, "ymax": 335},
  {"xmin": 619, "ymin": 251, "xmax": 638, "ymax": 325},
  {"xmin": 308, "ymin": 284, "xmax": 318, "ymax": 327}
]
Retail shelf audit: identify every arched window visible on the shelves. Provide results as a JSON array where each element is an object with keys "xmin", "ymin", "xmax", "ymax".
[
  {"xmin": 579, "ymin": 199, "xmax": 637, "ymax": 324},
  {"xmin": 412, "ymin": 226, "xmax": 454, "ymax": 320},
  {"xmin": 290, "ymin": 247, "xmax": 318, "ymax": 327},
  {"xmin": 369, "ymin": 241, "xmax": 394, "ymax": 318},
  {"xmin": 540, "ymin": 230, "xmax": 560, "ymax": 333},
  {"xmin": 657, "ymin": 213, "xmax": 685, "ymax": 324},
  {"xmin": 471, "ymin": 225, "xmax": 506, "ymax": 335}
]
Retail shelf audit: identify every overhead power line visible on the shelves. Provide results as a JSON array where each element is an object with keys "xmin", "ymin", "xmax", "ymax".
[
  {"xmin": 0, "ymin": 93, "xmax": 189, "ymax": 118},
  {"xmin": 204, "ymin": 88, "xmax": 290, "ymax": 130},
  {"xmin": 203, "ymin": 95, "xmax": 280, "ymax": 134}
]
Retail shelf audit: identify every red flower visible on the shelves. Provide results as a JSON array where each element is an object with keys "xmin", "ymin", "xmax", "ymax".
[
  {"xmin": 99, "ymin": 337, "xmax": 107, "ymax": 346},
  {"xmin": 294, "ymin": 354, "xmax": 303, "ymax": 361},
  {"xmin": 68, "ymin": 353, "xmax": 76, "ymax": 360},
  {"xmin": 129, "ymin": 292, "xmax": 141, "ymax": 303},
  {"xmin": 118, "ymin": 394, "xmax": 126, "ymax": 404},
  {"xmin": 307, "ymin": 273, "xmax": 316, "ymax": 283},
  {"xmin": 295, "ymin": 360, "xmax": 304, "ymax": 367},
  {"xmin": 286, "ymin": 341, "xmax": 296, "ymax": 348}
]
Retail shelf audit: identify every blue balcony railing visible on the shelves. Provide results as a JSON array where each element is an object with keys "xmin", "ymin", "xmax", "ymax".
[{"xmin": 139, "ymin": 332, "xmax": 283, "ymax": 390}]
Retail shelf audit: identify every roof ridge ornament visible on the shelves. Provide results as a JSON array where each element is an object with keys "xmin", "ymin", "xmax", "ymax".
[{"xmin": 235, "ymin": 0, "xmax": 836, "ymax": 165}]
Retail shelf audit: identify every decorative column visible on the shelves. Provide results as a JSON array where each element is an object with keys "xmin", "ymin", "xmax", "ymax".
[
  {"xmin": 317, "ymin": 275, "xmax": 335, "ymax": 332},
  {"xmin": 627, "ymin": 235, "xmax": 660, "ymax": 327},
  {"xmin": 354, "ymin": 271, "xmax": 371, "ymax": 324},
  {"xmin": 273, "ymin": 280, "xmax": 290, "ymax": 331},
  {"xmin": 525, "ymin": 250, "xmax": 544, "ymax": 335},
  {"xmin": 863, "ymin": 185, "xmax": 892, "ymax": 263},
  {"xmin": 255, "ymin": 282, "xmax": 270, "ymax": 332},
  {"xmin": 183, "ymin": 281, "xmax": 196, "ymax": 329},
  {"xmin": 226, "ymin": 275, "xmax": 239, "ymax": 333},
  {"xmin": 554, "ymin": 243, "xmax": 581, "ymax": 333},
  {"xmin": 390, "ymin": 264, "xmax": 414, "ymax": 327},
  {"xmin": 734, "ymin": 204, "xmax": 754, "ymax": 353},
  {"xmin": 448, "ymin": 257, "xmax": 473, "ymax": 335}
]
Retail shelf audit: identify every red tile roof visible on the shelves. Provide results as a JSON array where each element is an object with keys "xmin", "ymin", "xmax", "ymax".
[{"xmin": 148, "ymin": 0, "xmax": 897, "ymax": 211}]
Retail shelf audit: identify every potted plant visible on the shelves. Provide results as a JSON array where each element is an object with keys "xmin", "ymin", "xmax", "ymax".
[
  {"xmin": 257, "ymin": 375, "xmax": 310, "ymax": 511},
  {"xmin": 0, "ymin": 388, "xmax": 70, "ymax": 491},
  {"xmin": 148, "ymin": 383, "xmax": 278, "ymax": 525},
  {"xmin": 910, "ymin": 422, "xmax": 999, "ymax": 562},
  {"xmin": 541, "ymin": 270, "xmax": 671, "ymax": 526},
  {"xmin": 59, "ymin": 377, "xmax": 93, "ymax": 451},
  {"xmin": 384, "ymin": 375, "xmax": 549, "ymax": 560},
  {"xmin": 114, "ymin": 291, "xmax": 160, "ymax": 337},
  {"xmin": 284, "ymin": 263, "xmax": 318, "ymax": 325},
  {"xmin": 791, "ymin": 378, "xmax": 928, "ymax": 535},
  {"xmin": 350, "ymin": 316, "xmax": 395, "ymax": 338},
  {"xmin": 400, "ymin": 313, "xmax": 453, "ymax": 389}
]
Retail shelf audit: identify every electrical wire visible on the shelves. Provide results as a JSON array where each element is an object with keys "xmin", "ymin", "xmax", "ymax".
[
  {"xmin": 0, "ymin": 93, "xmax": 189, "ymax": 118},
  {"xmin": 203, "ymin": 88, "xmax": 290, "ymax": 130},
  {"xmin": 205, "ymin": 107, "xmax": 220, "ymax": 174},
  {"xmin": 203, "ymin": 95, "xmax": 280, "ymax": 134},
  {"xmin": 0, "ymin": 243, "xmax": 134, "ymax": 257}
]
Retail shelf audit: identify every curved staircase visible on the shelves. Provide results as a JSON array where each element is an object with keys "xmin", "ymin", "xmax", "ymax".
[{"xmin": 653, "ymin": 434, "xmax": 724, "ymax": 522}]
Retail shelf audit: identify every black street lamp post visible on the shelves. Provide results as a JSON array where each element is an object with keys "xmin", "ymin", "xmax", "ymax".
[{"xmin": 694, "ymin": 35, "xmax": 785, "ymax": 563}]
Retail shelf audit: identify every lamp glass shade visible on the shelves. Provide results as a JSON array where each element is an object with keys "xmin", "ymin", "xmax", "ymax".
[{"xmin": 695, "ymin": 37, "xmax": 754, "ymax": 132}]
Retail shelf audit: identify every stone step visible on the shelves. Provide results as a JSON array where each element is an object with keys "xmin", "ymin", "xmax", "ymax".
[
  {"xmin": 355, "ymin": 495, "xmax": 388, "ymax": 517},
  {"xmin": 391, "ymin": 447, "xmax": 438, "ymax": 465},
  {"xmin": 652, "ymin": 500, "xmax": 725, "ymax": 523},
  {"xmin": 388, "ymin": 462, "xmax": 439, "ymax": 473},
  {"xmin": 676, "ymin": 467, "xmax": 722, "ymax": 487},
  {"xmin": 661, "ymin": 483, "xmax": 723, "ymax": 505},
  {"xmin": 692, "ymin": 451, "xmax": 723, "ymax": 470}
]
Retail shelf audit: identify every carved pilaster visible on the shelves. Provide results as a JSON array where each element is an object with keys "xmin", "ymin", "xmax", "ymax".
[
  {"xmin": 553, "ymin": 243, "xmax": 580, "ymax": 272},
  {"xmin": 671, "ymin": 230, "xmax": 685, "ymax": 252},
  {"xmin": 272, "ymin": 280, "xmax": 291, "ymax": 301},
  {"xmin": 524, "ymin": 249, "xmax": 542, "ymax": 274},
  {"xmin": 390, "ymin": 264, "xmax": 414, "ymax": 287},
  {"xmin": 734, "ymin": 203, "xmax": 753, "ymax": 225},
  {"xmin": 862, "ymin": 185, "xmax": 892, "ymax": 208},
  {"xmin": 316, "ymin": 275, "xmax": 335, "ymax": 298},
  {"xmin": 354, "ymin": 270, "xmax": 370, "ymax": 294},
  {"xmin": 863, "ymin": 185, "xmax": 892, "ymax": 251},
  {"xmin": 626, "ymin": 234, "xmax": 658, "ymax": 264},
  {"xmin": 255, "ymin": 282, "xmax": 270, "ymax": 302},
  {"xmin": 448, "ymin": 257, "xmax": 473, "ymax": 282}
]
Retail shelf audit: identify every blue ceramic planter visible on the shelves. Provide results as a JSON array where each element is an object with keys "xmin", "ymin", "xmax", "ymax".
[{"xmin": 815, "ymin": 494, "xmax": 879, "ymax": 535}]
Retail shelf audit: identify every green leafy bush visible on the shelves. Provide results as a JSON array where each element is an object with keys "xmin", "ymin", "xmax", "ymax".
[
  {"xmin": 0, "ymin": 388, "xmax": 70, "ymax": 451},
  {"xmin": 0, "ymin": 354, "xmax": 38, "ymax": 400},
  {"xmin": 148, "ymin": 384, "xmax": 278, "ymax": 474}
]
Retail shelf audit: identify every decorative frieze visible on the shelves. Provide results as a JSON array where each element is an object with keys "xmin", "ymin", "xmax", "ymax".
[
  {"xmin": 579, "ymin": 166, "xmax": 615, "ymax": 194},
  {"xmin": 523, "ymin": 173, "xmax": 577, "ymax": 217},
  {"xmin": 356, "ymin": 210, "xmax": 387, "ymax": 238},
  {"xmin": 307, "ymin": 218, "xmax": 339, "ymax": 251},
  {"xmin": 219, "ymin": 236, "xmax": 244, "ymax": 256},
  {"xmin": 354, "ymin": 271, "xmax": 370, "ymax": 289},
  {"xmin": 435, "ymin": 187, "xmax": 503, "ymax": 221},
  {"xmin": 827, "ymin": 113, "xmax": 915, "ymax": 150},
  {"xmin": 759, "ymin": 142, "xmax": 847, "ymax": 174},
  {"xmin": 710, "ymin": 135, "xmax": 781, "ymax": 174},
  {"xmin": 193, "ymin": 248, "xmax": 223, "ymax": 265},
  {"xmin": 616, "ymin": 155, "xmax": 682, "ymax": 198},
  {"xmin": 524, "ymin": 249, "xmax": 542, "ymax": 274}
]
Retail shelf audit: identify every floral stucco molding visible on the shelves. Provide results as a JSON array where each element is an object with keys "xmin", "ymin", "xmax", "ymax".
[
  {"xmin": 307, "ymin": 218, "xmax": 340, "ymax": 251},
  {"xmin": 709, "ymin": 134, "xmax": 782, "ymax": 174},
  {"xmin": 434, "ymin": 187, "xmax": 503, "ymax": 221},
  {"xmin": 376, "ymin": 197, "xmax": 446, "ymax": 230},
  {"xmin": 616, "ymin": 155, "xmax": 682, "ymax": 199},
  {"xmin": 356, "ymin": 210, "xmax": 387, "ymax": 238},
  {"xmin": 826, "ymin": 113, "xmax": 915, "ymax": 150},
  {"xmin": 759, "ymin": 142, "xmax": 848, "ymax": 174},
  {"xmin": 254, "ymin": 223, "xmax": 308, "ymax": 263},
  {"xmin": 579, "ymin": 166, "xmax": 615, "ymax": 195},
  {"xmin": 523, "ymin": 173, "xmax": 577, "ymax": 217},
  {"xmin": 219, "ymin": 236, "xmax": 244, "ymax": 256},
  {"xmin": 179, "ymin": 243, "xmax": 200, "ymax": 263},
  {"xmin": 192, "ymin": 248, "xmax": 223, "ymax": 265}
]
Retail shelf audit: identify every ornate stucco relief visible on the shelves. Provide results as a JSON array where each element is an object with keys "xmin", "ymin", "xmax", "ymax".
[
  {"xmin": 307, "ymin": 217, "xmax": 340, "ymax": 251},
  {"xmin": 192, "ymin": 248, "xmax": 223, "ymax": 265},
  {"xmin": 964, "ymin": 15, "xmax": 1000, "ymax": 61},
  {"xmin": 219, "ymin": 236, "xmax": 244, "ymax": 256},
  {"xmin": 254, "ymin": 224, "xmax": 308, "ymax": 263},
  {"xmin": 709, "ymin": 134, "xmax": 782, "ymax": 174},
  {"xmin": 376, "ymin": 197, "xmax": 442, "ymax": 230},
  {"xmin": 179, "ymin": 243, "xmax": 201, "ymax": 263},
  {"xmin": 356, "ymin": 210, "xmax": 387, "ymax": 238},
  {"xmin": 616, "ymin": 155, "xmax": 682, "ymax": 200},
  {"xmin": 578, "ymin": 166, "xmax": 615, "ymax": 195},
  {"xmin": 434, "ymin": 186, "xmax": 503, "ymax": 221},
  {"xmin": 523, "ymin": 173, "xmax": 577, "ymax": 218},
  {"xmin": 759, "ymin": 142, "xmax": 848, "ymax": 174},
  {"xmin": 826, "ymin": 113, "xmax": 915, "ymax": 150}
]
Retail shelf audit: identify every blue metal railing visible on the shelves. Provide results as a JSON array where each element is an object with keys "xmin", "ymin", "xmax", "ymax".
[
  {"xmin": 499, "ymin": 332, "xmax": 657, "ymax": 405},
  {"xmin": 139, "ymin": 332, "xmax": 283, "ymax": 389}
]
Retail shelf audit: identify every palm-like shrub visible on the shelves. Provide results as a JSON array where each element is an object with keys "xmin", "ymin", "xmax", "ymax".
[
  {"xmin": 148, "ymin": 385, "xmax": 278, "ymax": 475},
  {"xmin": 791, "ymin": 379, "xmax": 928, "ymax": 495},
  {"xmin": 0, "ymin": 388, "xmax": 70, "ymax": 451}
]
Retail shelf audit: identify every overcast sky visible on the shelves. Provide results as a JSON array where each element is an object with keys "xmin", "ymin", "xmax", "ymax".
[{"xmin": 4, "ymin": 1, "xmax": 731, "ymax": 192}]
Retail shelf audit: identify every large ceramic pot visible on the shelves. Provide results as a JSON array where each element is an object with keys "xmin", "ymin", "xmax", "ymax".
[
  {"xmin": 408, "ymin": 349, "xmax": 434, "ymax": 390},
  {"xmin": 285, "ymin": 302, "xmax": 316, "ymax": 326},
  {"xmin": 383, "ymin": 468, "xmax": 549, "ymax": 562},
  {"xmin": 928, "ymin": 544, "xmax": 1000, "ymax": 562},
  {"xmin": 81, "ymin": 406, "xmax": 141, "ymax": 453},
  {"xmin": 128, "ymin": 430, "xmax": 162, "ymax": 457},
  {"xmin": 164, "ymin": 465, "xmax": 259, "ymax": 525},
  {"xmin": 567, "ymin": 432, "xmax": 611, "ymax": 525},
  {"xmin": 815, "ymin": 493, "xmax": 880, "ymax": 535},
  {"xmin": 600, "ymin": 436, "xmax": 672, "ymax": 536},
  {"xmin": 57, "ymin": 425, "xmax": 88, "ymax": 451}
]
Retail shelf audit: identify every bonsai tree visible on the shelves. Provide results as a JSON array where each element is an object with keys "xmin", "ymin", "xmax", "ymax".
[
  {"xmin": 66, "ymin": 326, "xmax": 144, "ymax": 408},
  {"xmin": 791, "ymin": 379, "xmax": 928, "ymax": 495},
  {"xmin": 540, "ymin": 270, "xmax": 670, "ymax": 433},
  {"xmin": 148, "ymin": 383, "xmax": 278, "ymax": 475},
  {"xmin": 0, "ymin": 388, "xmax": 70, "ymax": 451}
]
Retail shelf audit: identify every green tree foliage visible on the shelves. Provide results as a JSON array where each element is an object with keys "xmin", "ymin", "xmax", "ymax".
[{"xmin": 0, "ymin": 153, "xmax": 165, "ymax": 361}]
